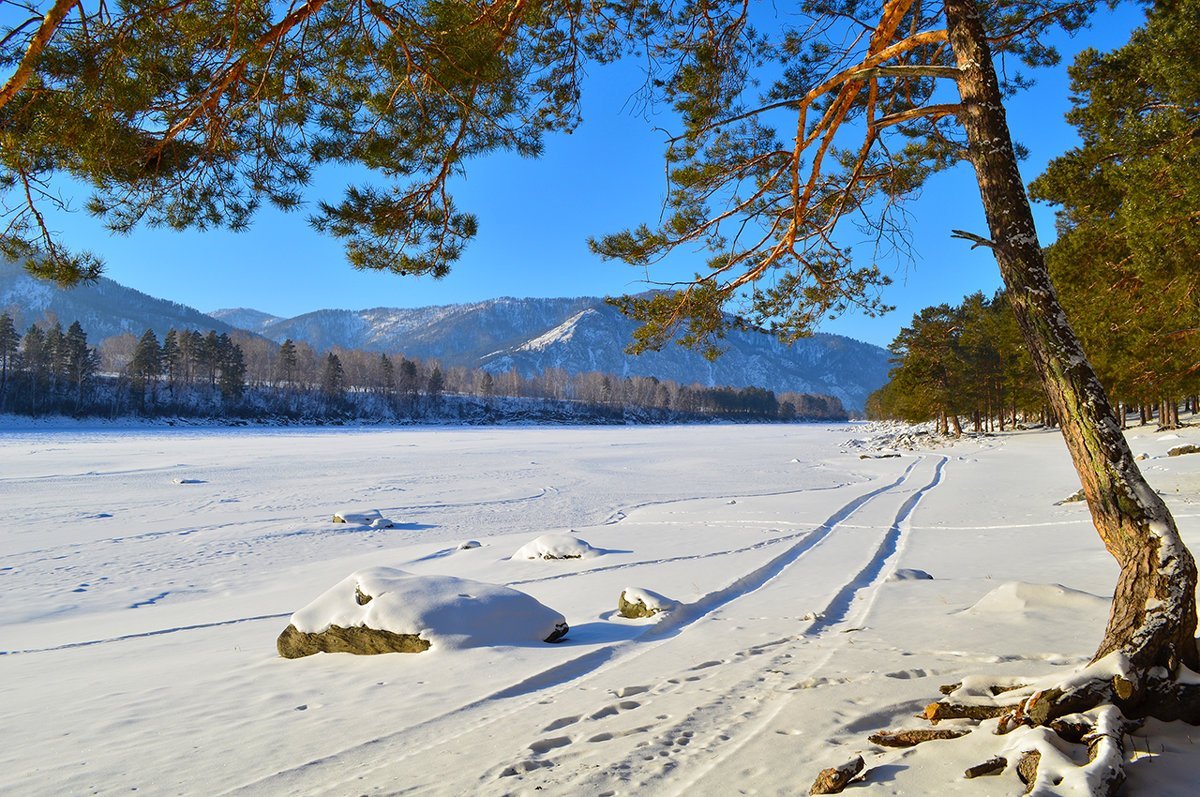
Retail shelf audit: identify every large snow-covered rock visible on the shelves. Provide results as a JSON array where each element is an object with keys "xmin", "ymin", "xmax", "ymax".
[
  {"xmin": 277, "ymin": 567, "xmax": 569, "ymax": 658},
  {"xmin": 512, "ymin": 533, "xmax": 599, "ymax": 560}
]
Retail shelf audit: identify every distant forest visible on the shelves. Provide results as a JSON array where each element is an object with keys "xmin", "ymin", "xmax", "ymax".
[{"xmin": 0, "ymin": 314, "xmax": 847, "ymax": 424}]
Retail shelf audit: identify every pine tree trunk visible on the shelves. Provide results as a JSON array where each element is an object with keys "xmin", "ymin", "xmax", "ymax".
[{"xmin": 944, "ymin": 0, "xmax": 1198, "ymax": 672}]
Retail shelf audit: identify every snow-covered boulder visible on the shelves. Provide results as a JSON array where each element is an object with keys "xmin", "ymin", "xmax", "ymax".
[
  {"xmin": 369, "ymin": 518, "xmax": 395, "ymax": 529},
  {"xmin": 1168, "ymin": 444, "xmax": 1200, "ymax": 457},
  {"xmin": 276, "ymin": 567, "xmax": 569, "ymax": 658},
  {"xmin": 457, "ymin": 540, "xmax": 481, "ymax": 550},
  {"xmin": 512, "ymin": 532, "xmax": 598, "ymax": 560},
  {"xmin": 332, "ymin": 509, "xmax": 382, "ymax": 525},
  {"xmin": 888, "ymin": 568, "xmax": 934, "ymax": 582},
  {"xmin": 618, "ymin": 587, "xmax": 676, "ymax": 618}
]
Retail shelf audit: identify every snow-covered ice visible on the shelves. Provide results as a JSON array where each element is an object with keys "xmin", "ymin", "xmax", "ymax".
[{"xmin": 1, "ymin": 421, "xmax": 1198, "ymax": 795}]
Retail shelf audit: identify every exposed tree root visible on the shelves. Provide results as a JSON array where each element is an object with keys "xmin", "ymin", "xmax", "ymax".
[
  {"xmin": 867, "ymin": 728, "xmax": 970, "ymax": 747},
  {"xmin": 851, "ymin": 655, "xmax": 1200, "ymax": 795},
  {"xmin": 963, "ymin": 756, "xmax": 1007, "ymax": 778},
  {"xmin": 808, "ymin": 755, "xmax": 864, "ymax": 794}
]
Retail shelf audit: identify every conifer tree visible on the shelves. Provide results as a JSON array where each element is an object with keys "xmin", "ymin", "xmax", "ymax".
[
  {"xmin": 63, "ymin": 320, "xmax": 95, "ymax": 411},
  {"xmin": 161, "ymin": 330, "xmax": 182, "ymax": 394},
  {"xmin": 20, "ymin": 323, "xmax": 49, "ymax": 412},
  {"xmin": 216, "ymin": 335, "xmax": 246, "ymax": 400},
  {"xmin": 378, "ymin": 353, "xmax": 395, "ymax": 397},
  {"xmin": 275, "ymin": 339, "xmax": 298, "ymax": 388},
  {"xmin": 320, "ymin": 352, "xmax": 345, "ymax": 399},
  {"xmin": 129, "ymin": 329, "xmax": 162, "ymax": 409},
  {"xmin": 0, "ymin": 312, "xmax": 19, "ymax": 407}
]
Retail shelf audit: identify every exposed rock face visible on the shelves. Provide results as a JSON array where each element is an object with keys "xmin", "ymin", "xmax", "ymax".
[{"xmin": 276, "ymin": 624, "xmax": 431, "ymax": 658}]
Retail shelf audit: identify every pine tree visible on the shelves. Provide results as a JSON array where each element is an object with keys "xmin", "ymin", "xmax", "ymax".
[
  {"xmin": 161, "ymin": 329, "xmax": 182, "ymax": 394},
  {"xmin": 129, "ymin": 329, "xmax": 162, "ymax": 410},
  {"xmin": 0, "ymin": 312, "xmax": 19, "ymax": 408},
  {"xmin": 216, "ymin": 335, "xmax": 246, "ymax": 400},
  {"xmin": 20, "ymin": 323, "xmax": 49, "ymax": 413},
  {"xmin": 63, "ymin": 320, "xmax": 95, "ymax": 411},
  {"xmin": 378, "ymin": 353, "xmax": 395, "ymax": 397},
  {"xmin": 320, "ymin": 353, "xmax": 345, "ymax": 399},
  {"xmin": 275, "ymin": 339, "xmax": 298, "ymax": 388}
]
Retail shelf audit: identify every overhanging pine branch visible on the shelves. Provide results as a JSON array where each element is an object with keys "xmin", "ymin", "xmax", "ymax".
[
  {"xmin": 851, "ymin": 65, "xmax": 961, "ymax": 80},
  {"xmin": 877, "ymin": 103, "xmax": 962, "ymax": 129}
]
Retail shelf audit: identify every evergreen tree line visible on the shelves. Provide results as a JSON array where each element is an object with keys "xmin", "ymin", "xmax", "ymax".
[
  {"xmin": 0, "ymin": 315, "xmax": 847, "ymax": 423},
  {"xmin": 867, "ymin": 289, "xmax": 1199, "ymax": 434}
]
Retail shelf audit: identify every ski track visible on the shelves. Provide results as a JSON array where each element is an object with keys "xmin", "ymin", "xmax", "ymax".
[
  {"xmin": 226, "ymin": 456, "xmax": 942, "ymax": 795},
  {"xmin": 484, "ymin": 455, "xmax": 950, "ymax": 796}
]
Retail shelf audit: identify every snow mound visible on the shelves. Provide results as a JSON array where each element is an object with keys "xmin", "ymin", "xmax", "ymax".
[
  {"xmin": 512, "ymin": 533, "xmax": 599, "ymax": 560},
  {"xmin": 289, "ymin": 567, "xmax": 568, "ymax": 649},
  {"xmin": 966, "ymin": 582, "xmax": 1109, "ymax": 616},
  {"xmin": 172, "ymin": 477, "xmax": 204, "ymax": 485},
  {"xmin": 457, "ymin": 540, "xmax": 481, "ymax": 550},
  {"xmin": 332, "ymin": 509, "xmax": 382, "ymax": 525},
  {"xmin": 888, "ymin": 568, "xmax": 934, "ymax": 581},
  {"xmin": 369, "ymin": 518, "xmax": 395, "ymax": 529}
]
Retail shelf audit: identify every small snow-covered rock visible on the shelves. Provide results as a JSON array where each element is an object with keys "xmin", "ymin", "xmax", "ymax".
[
  {"xmin": 1135, "ymin": 452, "xmax": 1150, "ymax": 461},
  {"xmin": 369, "ymin": 518, "xmax": 395, "ymax": 529},
  {"xmin": 457, "ymin": 540, "xmax": 481, "ymax": 550},
  {"xmin": 512, "ymin": 532, "xmax": 599, "ymax": 560},
  {"xmin": 1168, "ymin": 444, "xmax": 1200, "ymax": 457},
  {"xmin": 332, "ymin": 509, "xmax": 382, "ymax": 524},
  {"xmin": 172, "ymin": 477, "xmax": 204, "ymax": 485},
  {"xmin": 888, "ymin": 568, "xmax": 934, "ymax": 582},
  {"xmin": 618, "ymin": 587, "xmax": 676, "ymax": 618},
  {"xmin": 277, "ymin": 567, "xmax": 568, "ymax": 657}
]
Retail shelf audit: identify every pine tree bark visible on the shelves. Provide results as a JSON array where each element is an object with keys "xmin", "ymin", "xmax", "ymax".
[{"xmin": 944, "ymin": 0, "xmax": 1198, "ymax": 673}]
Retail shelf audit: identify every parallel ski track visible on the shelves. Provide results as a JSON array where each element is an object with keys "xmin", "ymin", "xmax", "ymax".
[
  {"xmin": 504, "ymin": 454, "xmax": 949, "ymax": 797},
  {"xmin": 225, "ymin": 456, "xmax": 936, "ymax": 796}
]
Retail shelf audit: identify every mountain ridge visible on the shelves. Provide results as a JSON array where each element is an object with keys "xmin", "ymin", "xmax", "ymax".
[
  {"xmin": 0, "ymin": 259, "xmax": 889, "ymax": 411},
  {"xmin": 211, "ymin": 296, "xmax": 890, "ymax": 410}
]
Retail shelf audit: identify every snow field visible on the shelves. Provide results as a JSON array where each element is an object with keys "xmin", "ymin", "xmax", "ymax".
[{"xmin": 0, "ymin": 421, "xmax": 1198, "ymax": 795}]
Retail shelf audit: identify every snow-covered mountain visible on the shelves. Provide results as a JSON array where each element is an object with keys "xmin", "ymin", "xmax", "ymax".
[
  {"xmin": 0, "ymin": 260, "xmax": 242, "ymax": 340},
  {"xmin": 213, "ymin": 297, "xmax": 890, "ymax": 410}
]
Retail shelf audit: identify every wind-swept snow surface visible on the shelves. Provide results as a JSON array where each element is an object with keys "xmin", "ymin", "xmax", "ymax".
[{"xmin": 1, "ymin": 422, "xmax": 1198, "ymax": 795}]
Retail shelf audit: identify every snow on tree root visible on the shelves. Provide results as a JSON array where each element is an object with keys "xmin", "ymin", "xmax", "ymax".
[
  {"xmin": 512, "ymin": 532, "xmax": 599, "ymax": 560},
  {"xmin": 278, "ymin": 567, "xmax": 569, "ymax": 657},
  {"xmin": 863, "ymin": 652, "xmax": 1200, "ymax": 796}
]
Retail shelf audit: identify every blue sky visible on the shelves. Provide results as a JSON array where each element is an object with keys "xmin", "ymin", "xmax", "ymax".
[{"xmin": 44, "ymin": 4, "xmax": 1147, "ymax": 348}]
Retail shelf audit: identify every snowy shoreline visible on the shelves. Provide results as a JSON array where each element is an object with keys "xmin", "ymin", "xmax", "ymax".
[{"xmin": 1, "ymin": 421, "xmax": 1197, "ymax": 795}]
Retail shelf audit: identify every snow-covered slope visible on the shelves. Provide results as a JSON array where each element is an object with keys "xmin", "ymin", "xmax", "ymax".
[
  {"xmin": 0, "ymin": 260, "xmax": 241, "ymax": 340},
  {"xmin": 215, "ymin": 296, "xmax": 890, "ymax": 410}
]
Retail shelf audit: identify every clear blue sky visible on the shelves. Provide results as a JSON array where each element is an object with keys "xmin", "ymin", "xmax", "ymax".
[{"xmin": 44, "ymin": 4, "xmax": 1146, "ymax": 348}]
